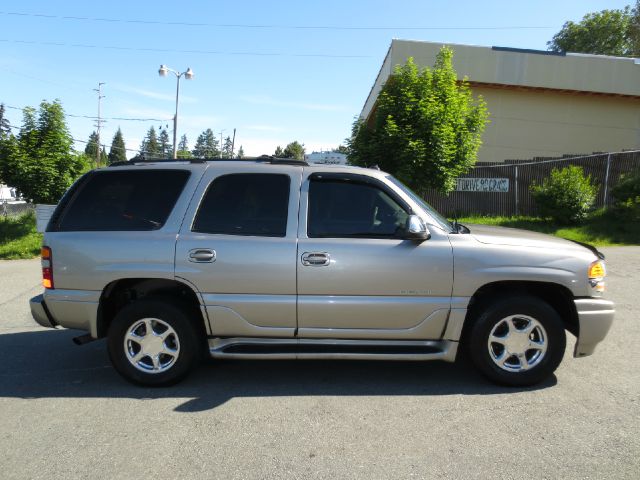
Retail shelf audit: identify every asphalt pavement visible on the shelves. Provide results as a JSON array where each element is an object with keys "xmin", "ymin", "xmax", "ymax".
[{"xmin": 0, "ymin": 248, "xmax": 638, "ymax": 479}]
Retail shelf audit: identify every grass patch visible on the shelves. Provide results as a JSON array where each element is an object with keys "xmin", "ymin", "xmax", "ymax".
[
  {"xmin": 458, "ymin": 209, "xmax": 640, "ymax": 246},
  {"xmin": 0, "ymin": 211, "xmax": 43, "ymax": 259}
]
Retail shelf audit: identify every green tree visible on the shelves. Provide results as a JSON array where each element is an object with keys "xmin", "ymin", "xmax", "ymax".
[
  {"xmin": 280, "ymin": 141, "xmax": 305, "ymax": 160},
  {"xmin": 274, "ymin": 146, "xmax": 284, "ymax": 157},
  {"xmin": 158, "ymin": 127, "xmax": 172, "ymax": 158},
  {"xmin": 348, "ymin": 49, "xmax": 489, "ymax": 194},
  {"xmin": 0, "ymin": 100, "xmax": 90, "ymax": 203},
  {"xmin": 629, "ymin": 1, "xmax": 640, "ymax": 54},
  {"xmin": 176, "ymin": 134, "xmax": 192, "ymax": 159},
  {"xmin": 0, "ymin": 103, "xmax": 11, "ymax": 140},
  {"xmin": 192, "ymin": 129, "xmax": 219, "ymax": 158},
  {"xmin": 84, "ymin": 131, "xmax": 99, "ymax": 164},
  {"xmin": 108, "ymin": 128, "xmax": 127, "ymax": 164},
  {"xmin": 335, "ymin": 144, "xmax": 349, "ymax": 155},
  {"xmin": 548, "ymin": 4, "xmax": 637, "ymax": 56},
  {"xmin": 221, "ymin": 136, "xmax": 233, "ymax": 159},
  {"xmin": 236, "ymin": 145, "xmax": 245, "ymax": 159},
  {"xmin": 139, "ymin": 126, "xmax": 161, "ymax": 158}
]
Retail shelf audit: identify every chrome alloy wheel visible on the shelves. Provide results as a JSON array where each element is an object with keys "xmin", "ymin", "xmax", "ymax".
[
  {"xmin": 487, "ymin": 314, "xmax": 548, "ymax": 373},
  {"xmin": 124, "ymin": 318, "xmax": 181, "ymax": 374}
]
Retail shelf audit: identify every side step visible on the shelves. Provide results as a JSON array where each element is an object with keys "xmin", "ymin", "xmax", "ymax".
[{"xmin": 208, "ymin": 338, "xmax": 458, "ymax": 362}]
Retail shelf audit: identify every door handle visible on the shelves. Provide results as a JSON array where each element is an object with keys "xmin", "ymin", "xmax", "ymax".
[
  {"xmin": 301, "ymin": 252, "xmax": 330, "ymax": 267},
  {"xmin": 188, "ymin": 248, "xmax": 216, "ymax": 263}
]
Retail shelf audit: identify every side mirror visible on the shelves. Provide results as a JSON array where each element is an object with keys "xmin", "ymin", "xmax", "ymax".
[{"xmin": 403, "ymin": 215, "xmax": 431, "ymax": 241}]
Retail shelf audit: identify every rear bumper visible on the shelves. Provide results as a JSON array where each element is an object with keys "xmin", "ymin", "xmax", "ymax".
[
  {"xmin": 29, "ymin": 294, "xmax": 58, "ymax": 329},
  {"xmin": 573, "ymin": 298, "xmax": 615, "ymax": 358}
]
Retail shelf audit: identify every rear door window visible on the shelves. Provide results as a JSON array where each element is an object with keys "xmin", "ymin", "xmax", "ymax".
[
  {"xmin": 192, "ymin": 173, "xmax": 290, "ymax": 237},
  {"xmin": 54, "ymin": 170, "xmax": 190, "ymax": 231}
]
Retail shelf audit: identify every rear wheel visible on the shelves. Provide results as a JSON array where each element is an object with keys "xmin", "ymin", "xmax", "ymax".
[
  {"xmin": 107, "ymin": 298, "xmax": 202, "ymax": 386},
  {"xmin": 468, "ymin": 296, "xmax": 566, "ymax": 386}
]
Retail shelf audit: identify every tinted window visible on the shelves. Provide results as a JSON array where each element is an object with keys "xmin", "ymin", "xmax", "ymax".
[
  {"xmin": 308, "ymin": 179, "xmax": 409, "ymax": 238},
  {"xmin": 193, "ymin": 174, "xmax": 290, "ymax": 237},
  {"xmin": 56, "ymin": 170, "xmax": 190, "ymax": 231}
]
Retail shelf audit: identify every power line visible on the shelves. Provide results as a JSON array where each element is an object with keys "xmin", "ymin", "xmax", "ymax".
[
  {"xmin": 0, "ymin": 11, "xmax": 555, "ymax": 31},
  {"xmin": 0, "ymin": 38, "xmax": 371, "ymax": 58},
  {"xmin": 2, "ymin": 103, "xmax": 171, "ymax": 122}
]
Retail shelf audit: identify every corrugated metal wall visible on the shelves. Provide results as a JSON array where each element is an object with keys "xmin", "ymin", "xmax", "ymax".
[{"xmin": 423, "ymin": 150, "xmax": 640, "ymax": 217}]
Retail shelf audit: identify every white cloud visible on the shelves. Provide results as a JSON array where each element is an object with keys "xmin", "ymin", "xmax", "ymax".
[
  {"xmin": 113, "ymin": 84, "xmax": 198, "ymax": 104},
  {"xmin": 239, "ymin": 94, "xmax": 348, "ymax": 112}
]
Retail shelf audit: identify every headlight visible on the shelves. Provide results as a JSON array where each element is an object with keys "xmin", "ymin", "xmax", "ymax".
[{"xmin": 588, "ymin": 260, "xmax": 606, "ymax": 293}]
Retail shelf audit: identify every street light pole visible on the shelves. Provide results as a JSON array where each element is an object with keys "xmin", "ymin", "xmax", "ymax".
[{"xmin": 159, "ymin": 65, "xmax": 194, "ymax": 159}]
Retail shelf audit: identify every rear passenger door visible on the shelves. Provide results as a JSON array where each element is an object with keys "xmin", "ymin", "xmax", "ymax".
[{"xmin": 175, "ymin": 166, "xmax": 302, "ymax": 338}]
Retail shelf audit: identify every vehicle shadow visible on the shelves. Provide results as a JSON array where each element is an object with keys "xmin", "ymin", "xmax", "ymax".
[{"xmin": 0, "ymin": 329, "xmax": 557, "ymax": 412}]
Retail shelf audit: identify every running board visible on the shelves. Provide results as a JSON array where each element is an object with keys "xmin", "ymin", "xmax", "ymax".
[{"xmin": 208, "ymin": 338, "xmax": 458, "ymax": 362}]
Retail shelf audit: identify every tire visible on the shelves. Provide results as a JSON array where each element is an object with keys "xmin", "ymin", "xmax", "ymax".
[
  {"xmin": 467, "ymin": 296, "xmax": 566, "ymax": 386},
  {"xmin": 107, "ymin": 298, "xmax": 202, "ymax": 387}
]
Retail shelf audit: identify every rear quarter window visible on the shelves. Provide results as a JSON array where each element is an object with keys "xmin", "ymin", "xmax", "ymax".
[{"xmin": 52, "ymin": 170, "xmax": 190, "ymax": 232}]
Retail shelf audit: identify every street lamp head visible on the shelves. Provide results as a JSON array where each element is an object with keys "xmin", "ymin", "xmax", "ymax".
[
  {"xmin": 184, "ymin": 68, "xmax": 194, "ymax": 80},
  {"xmin": 158, "ymin": 65, "xmax": 168, "ymax": 77}
]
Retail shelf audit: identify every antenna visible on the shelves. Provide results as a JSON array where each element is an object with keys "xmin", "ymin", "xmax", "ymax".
[{"xmin": 93, "ymin": 82, "xmax": 106, "ymax": 167}]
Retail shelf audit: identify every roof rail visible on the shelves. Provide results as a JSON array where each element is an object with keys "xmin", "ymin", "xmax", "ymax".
[
  {"xmin": 109, "ymin": 159, "xmax": 206, "ymax": 167},
  {"xmin": 256, "ymin": 155, "xmax": 309, "ymax": 166},
  {"xmin": 109, "ymin": 156, "xmax": 309, "ymax": 167}
]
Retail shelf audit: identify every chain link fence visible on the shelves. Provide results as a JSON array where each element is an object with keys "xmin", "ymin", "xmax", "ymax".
[
  {"xmin": 423, "ymin": 150, "xmax": 640, "ymax": 217},
  {"xmin": 1, "ymin": 202, "xmax": 35, "ymax": 218}
]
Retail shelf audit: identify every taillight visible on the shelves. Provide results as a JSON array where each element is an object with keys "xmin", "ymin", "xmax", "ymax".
[{"xmin": 41, "ymin": 246, "xmax": 54, "ymax": 289}]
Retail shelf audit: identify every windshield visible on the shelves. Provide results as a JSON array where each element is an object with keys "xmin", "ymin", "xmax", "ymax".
[{"xmin": 386, "ymin": 175, "xmax": 453, "ymax": 232}]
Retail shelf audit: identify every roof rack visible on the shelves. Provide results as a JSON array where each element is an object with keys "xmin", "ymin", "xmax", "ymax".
[{"xmin": 108, "ymin": 156, "xmax": 309, "ymax": 167}]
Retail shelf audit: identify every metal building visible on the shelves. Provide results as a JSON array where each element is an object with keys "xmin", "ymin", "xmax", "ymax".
[{"xmin": 360, "ymin": 40, "xmax": 640, "ymax": 163}]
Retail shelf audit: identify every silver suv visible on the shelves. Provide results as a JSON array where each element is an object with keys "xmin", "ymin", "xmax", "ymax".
[{"xmin": 29, "ymin": 158, "xmax": 615, "ymax": 387}]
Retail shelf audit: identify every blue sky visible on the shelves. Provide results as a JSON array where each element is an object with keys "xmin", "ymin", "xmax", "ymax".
[{"xmin": 0, "ymin": 0, "xmax": 631, "ymax": 158}]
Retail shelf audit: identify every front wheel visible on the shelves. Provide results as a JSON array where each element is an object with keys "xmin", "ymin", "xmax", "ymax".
[
  {"xmin": 468, "ymin": 296, "xmax": 566, "ymax": 386},
  {"xmin": 107, "ymin": 298, "xmax": 202, "ymax": 386}
]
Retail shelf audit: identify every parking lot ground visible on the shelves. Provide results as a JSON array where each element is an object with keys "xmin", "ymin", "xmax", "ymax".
[{"xmin": 0, "ymin": 248, "xmax": 639, "ymax": 479}]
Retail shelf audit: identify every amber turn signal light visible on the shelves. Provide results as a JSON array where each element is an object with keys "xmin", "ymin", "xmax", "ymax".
[
  {"xmin": 41, "ymin": 246, "xmax": 54, "ymax": 289},
  {"xmin": 588, "ymin": 260, "xmax": 606, "ymax": 279}
]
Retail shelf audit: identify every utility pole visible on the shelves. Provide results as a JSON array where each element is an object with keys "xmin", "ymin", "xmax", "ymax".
[
  {"xmin": 218, "ymin": 129, "xmax": 225, "ymax": 158},
  {"xmin": 231, "ymin": 128, "xmax": 236, "ymax": 159},
  {"xmin": 93, "ymin": 82, "xmax": 106, "ymax": 167}
]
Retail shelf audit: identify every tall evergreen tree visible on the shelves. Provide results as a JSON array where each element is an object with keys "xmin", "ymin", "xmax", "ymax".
[
  {"xmin": 274, "ymin": 146, "xmax": 284, "ymax": 157},
  {"xmin": 221, "ymin": 136, "xmax": 233, "ymax": 159},
  {"xmin": 108, "ymin": 128, "xmax": 127, "ymax": 164},
  {"xmin": 0, "ymin": 103, "xmax": 11, "ymax": 140},
  {"xmin": 85, "ymin": 131, "xmax": 100, "ymax": 164},
  {"xmin": 236, "ymin": 145, "xmax": 245, "ymax": 159},
  {"xmin": 177, "ymin": 134, "xmax": 192, "ymax": 159},
  {"xmin": 158, "ymin": 127, "xmax": 172, "ymax": 158},
  {"xmin": 192, "ymin": 128, "xmax": 219, "ymax": 158},
  {"xmin": 139, "ymin": 126, "xmax": 161, "ymax": 158}
]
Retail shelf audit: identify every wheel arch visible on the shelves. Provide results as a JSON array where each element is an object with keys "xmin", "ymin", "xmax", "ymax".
[
  {"xmin": 460, "ymin": 280, "xmax": 578, "ymax": 344},
  {"xmin": 96, "ymin": 278, "xmax": 209, "ymax": 339}
]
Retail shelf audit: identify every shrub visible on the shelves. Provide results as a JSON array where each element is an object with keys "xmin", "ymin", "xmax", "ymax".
[
  {"xmin": 611, "ymin": 169, "xmax": 640, "ymax": 221},
  {"xmin": 530, "ymin": 166, "xmax": 597, "ymax": 224}
]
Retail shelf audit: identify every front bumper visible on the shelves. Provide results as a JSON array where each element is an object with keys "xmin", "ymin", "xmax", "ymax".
[
  {"xmin": 29, "ymin": 294, "xmax": 58, "ymax": 329},
  {"xmin": 573, "ymin": 298, "xmax": 615, "ymax": 357}
]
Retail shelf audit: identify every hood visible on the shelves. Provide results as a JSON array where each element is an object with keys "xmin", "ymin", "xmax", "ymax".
[{"xmin": 467, "ymin": 224, "xmax": 590, "ymax": 252}]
